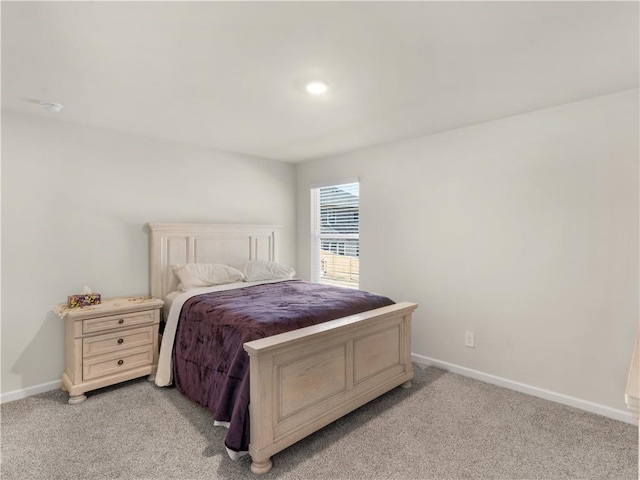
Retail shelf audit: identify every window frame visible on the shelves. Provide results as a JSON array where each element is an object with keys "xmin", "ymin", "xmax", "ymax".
[{"xmin": 310, "ymin": 179, "xmax": 360, "ymax": 288}]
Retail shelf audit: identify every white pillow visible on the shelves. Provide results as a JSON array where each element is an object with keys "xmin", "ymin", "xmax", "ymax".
[
  {"xmin": 244, "ymin": 260, "xmax": 295, "ymax": 282},
  {"xmin": 172, "ymin": 263, "xmax": 245, "ymax": 291}
]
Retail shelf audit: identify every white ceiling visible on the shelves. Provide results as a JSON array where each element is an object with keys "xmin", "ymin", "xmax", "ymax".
[{"xmin": 2, "ymin": 2, "xmax": 638, "ymax": 162}]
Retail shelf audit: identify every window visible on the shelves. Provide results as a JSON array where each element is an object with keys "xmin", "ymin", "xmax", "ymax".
[{"xmin": 311, "ymin": 181, "xmax": 359, "ymax": 288}]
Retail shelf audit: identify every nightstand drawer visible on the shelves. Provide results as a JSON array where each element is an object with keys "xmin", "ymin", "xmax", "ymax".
[
  {"xmin": 83, "ymin": 326, "xmax": 154, "ymax": 358},
  {"xmin": 83, "ymin": 311, "xmax": 155, "ymax": 335},
  {"xmin": 83, "ymin": 345, "xmax": 154, "ymax": 381}
]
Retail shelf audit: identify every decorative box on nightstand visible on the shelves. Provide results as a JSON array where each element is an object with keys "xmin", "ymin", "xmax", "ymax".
[{"xmin": 57, "ymin": 296, "xmax": 164, "ymax": 404}]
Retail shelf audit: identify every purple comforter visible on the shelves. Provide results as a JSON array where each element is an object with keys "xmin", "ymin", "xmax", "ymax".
[{"xmin": 172, "ymin": 279, "xmax": 394, "ymax": 453}]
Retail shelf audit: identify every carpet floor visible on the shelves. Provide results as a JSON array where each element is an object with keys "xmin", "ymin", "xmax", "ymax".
[{"xmin": 1, "ymin": 365, "xmax": 637, "ymax": 480}]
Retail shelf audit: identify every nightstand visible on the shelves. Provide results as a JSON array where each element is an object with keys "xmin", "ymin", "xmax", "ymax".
[{"xmin": 57, "ymin": 296, "xmax": 164, "ymax": 404}]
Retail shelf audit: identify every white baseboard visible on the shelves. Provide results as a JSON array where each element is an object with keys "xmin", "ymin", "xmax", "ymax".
[
  {"xmin": 0, "ymin": 380, "xmax": 61, "ymax": 404},
  {"xmin": 412, "ymin": 353, "xmax": 637, "ymax": 425}
]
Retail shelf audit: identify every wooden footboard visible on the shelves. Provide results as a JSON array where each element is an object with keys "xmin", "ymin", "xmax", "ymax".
[{"xmin": 243, "ymin": 302, "xmax": 417, "ymax": 474}]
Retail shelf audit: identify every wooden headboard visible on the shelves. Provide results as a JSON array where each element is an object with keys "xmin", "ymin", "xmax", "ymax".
[{"xmin": 146, "ymin": 223, "xmax": 281, "ymax": 300}]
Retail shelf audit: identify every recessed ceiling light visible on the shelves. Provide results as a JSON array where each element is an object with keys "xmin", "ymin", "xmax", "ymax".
[
  {"xmin": 306, "ymin": 81, "xmax": 328, "ymax": 95},
  {"xmin": 40, "ymin": 102, "xmax": 63, "ymax": 113}
]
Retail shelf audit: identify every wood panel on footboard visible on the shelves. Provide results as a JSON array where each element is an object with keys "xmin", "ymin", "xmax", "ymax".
[{"xmin": 244, "ymin": 301, "xmax": 418, "ymax": 474}]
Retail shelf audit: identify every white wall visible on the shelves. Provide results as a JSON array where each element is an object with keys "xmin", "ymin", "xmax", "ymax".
[
  {"xmin": 1, "ymin": 111, "xmax": 296, "ymax": 395},
  {"xmin": 297, "ymin": 89, "xmax": 639, "ymax": 411}
]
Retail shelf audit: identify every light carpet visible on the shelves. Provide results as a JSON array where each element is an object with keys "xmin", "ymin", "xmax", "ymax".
[{"xmin": 1, "ymin": 365, "xmax": 637, "ymax": 479}]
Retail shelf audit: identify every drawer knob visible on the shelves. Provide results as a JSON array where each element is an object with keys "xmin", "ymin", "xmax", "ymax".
[
  {"xmin": 118, "ymin": 319, "xmax": 124, "ymax": 324},
  {"xmin": 117, "ymin": 360, "xmax": 124, "ymax": 366},
  {"xmin": 117, "ymin": 338, "xmax": 124, "ymax": 344}
]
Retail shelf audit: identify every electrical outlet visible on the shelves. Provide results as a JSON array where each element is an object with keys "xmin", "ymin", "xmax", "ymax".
[{"xmin": 465, "ymin": 331, "xmax": 475, "ymax": 348}]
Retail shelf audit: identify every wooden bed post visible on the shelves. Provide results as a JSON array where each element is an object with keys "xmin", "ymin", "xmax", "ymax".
[{"xmin": 247, "ymin": 350, "xmax": 276, "ymax": 474}]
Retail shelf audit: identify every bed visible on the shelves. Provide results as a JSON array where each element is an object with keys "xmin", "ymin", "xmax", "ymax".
[{"xmin": 147, "ymin": 223, "xmax": 418, "ymax": 474}]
